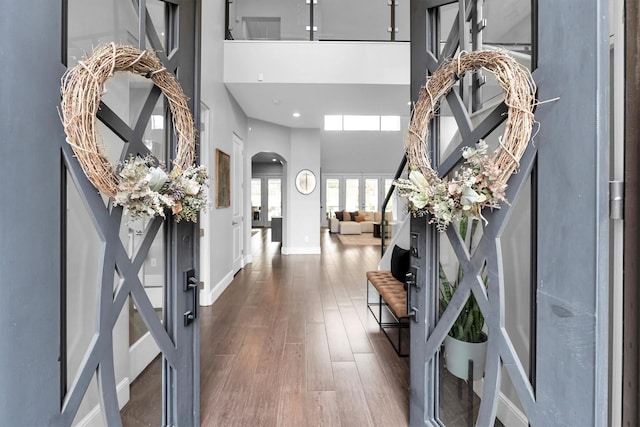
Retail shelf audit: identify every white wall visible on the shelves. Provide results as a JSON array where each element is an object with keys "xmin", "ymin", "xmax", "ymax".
[
  {"xmin": 287, "ymin": 128, "xmax": 322, "ymax": 254},
  {"xmin": 246, "ymin": 119, "xmax": 322, "ymax": 255},
  {"xmin": 224, "ymin": 41, "xmax": 409, "ymax": 85},
  {"xmin": 201, "ymin": 0, "xmax": 249, "ymax": 304},
  {"xmin": 320, "ymin": 124, "xmax": 407, "ymax": 175}
]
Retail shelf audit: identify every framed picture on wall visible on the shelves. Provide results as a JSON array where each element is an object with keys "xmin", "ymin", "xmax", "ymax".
[{"xmin": 216, "ymin": 149, "xmax": 230, "ymax": 208}]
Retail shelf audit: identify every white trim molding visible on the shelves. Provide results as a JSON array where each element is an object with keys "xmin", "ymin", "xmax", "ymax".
[
  {"xmin": 281, "ymin": 246, "xmax": 321, "ymax": 255},
  {"xmin": 200, "ymin": 269, "xmax": 234, "ymax": 306}
]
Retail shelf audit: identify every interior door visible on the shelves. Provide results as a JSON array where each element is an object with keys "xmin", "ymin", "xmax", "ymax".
[
  {"xmin": 58, "ymin": 1, "xmax": 201, "ymax": 425},
  {"xmin": 232, "ymin": 133, "xmax": 245, "ymax": 273}
]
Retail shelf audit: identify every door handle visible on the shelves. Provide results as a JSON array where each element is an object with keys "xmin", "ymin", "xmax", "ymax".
[
  {"xmin": 183, "ymin": 269, "xmax": 199, "ymax": 326},
  {"xmin": 405, "ymin": 270, "xmax": 419, "ymax": 323},
  {"xmin": 232, "ymin": 221, "xmax": 238, "ymax": 226}
]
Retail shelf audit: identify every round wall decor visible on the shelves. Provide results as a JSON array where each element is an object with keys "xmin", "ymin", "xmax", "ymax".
[{"xmin": 295, "ymin": 169, "xmax": 317, "ymax": 195}]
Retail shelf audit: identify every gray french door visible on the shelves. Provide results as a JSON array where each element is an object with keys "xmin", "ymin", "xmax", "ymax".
[
  {"xmin": 408, "ymin": 1, "xmax": 609, "ymax": 426},
  {"xmin": 58, "ymin": 0, "xmax": 200, "ymax": 425}
]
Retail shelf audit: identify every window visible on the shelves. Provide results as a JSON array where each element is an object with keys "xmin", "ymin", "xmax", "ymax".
[
  {"xmin": 380, "ymin": 115, "xmax": 401, "ymax": 131},
  {"xmin": 364, "ymin": 179, "xmax": 378, "ymax": 211},
  {"xmin": 323, "ymin": 115, "xmax": 401, "ymax": 131},
  {"xmin": 384, "ymin": 178, "xmax": 394, "ymax": 211},
  {"xmin": 251, "ymin": 178, "xmax": 262, "ymax": 222},
  {"xmin": 324, "ymin": 176, "xmax": 394, "ymax": 216},
  {"xmin": 345, "ymin": 178, "xmax": 360, "ymax": 211},
  {"xmin": 324, "ymin": 115, "xmax": 343, "ymax": 131},
  {"xmin": 267, "ymin": 178, "xmax": 281, "ymax": 221},
  {"xmin": 343, "ymin": 115, "xmax": 379, "ymax": 131},
  {"xmin": 325, "ymin": 178, "xmax": 340, "ymax": 219}
]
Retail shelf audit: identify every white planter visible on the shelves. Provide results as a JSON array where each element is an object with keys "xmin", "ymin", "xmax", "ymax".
[{"xmin": 444, "ymin": 334, "xmax": 488, "ymax": 381}]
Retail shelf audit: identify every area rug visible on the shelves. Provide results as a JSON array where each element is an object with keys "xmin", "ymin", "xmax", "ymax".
[{"xmin": 337, "ymin": 233, "xmax": 381, "ymax": 246}]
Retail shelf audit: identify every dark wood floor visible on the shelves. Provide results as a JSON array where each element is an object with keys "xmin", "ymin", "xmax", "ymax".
[{"xmin": 122, "ymin": 228, "xmax": 410, "ymax": 426}]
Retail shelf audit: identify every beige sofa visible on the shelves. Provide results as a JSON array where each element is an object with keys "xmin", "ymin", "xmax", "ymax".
[{"xmin": 329, "ymin": 211, "xmax": 386, "ymax": 234}]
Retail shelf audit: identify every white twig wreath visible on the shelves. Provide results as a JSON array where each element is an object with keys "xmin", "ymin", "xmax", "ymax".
[
  {"xmin": 395, "ymin": 50, "xmax": 536, "ymax": 231},
  {"xmin": 59, "ymin": 43, "xmax": 208, "ymax": 222}
]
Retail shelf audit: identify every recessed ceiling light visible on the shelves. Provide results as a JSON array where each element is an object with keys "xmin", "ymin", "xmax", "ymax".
[
  {"xmin": 292, "ymin": 112, "xmax": 300, "ymax": 118},
  {"xmin": 272, "ymin": 158, "xmax": 277, "ymax": 162},
  {"xmin": 272, "ymin": 99, "xmax": 281, "ymax": 105}
]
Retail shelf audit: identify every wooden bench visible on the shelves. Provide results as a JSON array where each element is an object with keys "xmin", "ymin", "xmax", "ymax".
[{"xmin": 366, "ymin": 270, "xmax": 410, "ymax": 357}]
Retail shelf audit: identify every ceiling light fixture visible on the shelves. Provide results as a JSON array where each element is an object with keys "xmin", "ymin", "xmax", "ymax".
[{"xmin": 292, "ymin": 112, "xmax": 300, "ymax": 118}]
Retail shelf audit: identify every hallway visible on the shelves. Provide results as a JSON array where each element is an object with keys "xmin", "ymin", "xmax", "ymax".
[{"xmin": 122, "ymin": 228, "xmax": 409, "ymax": 426}]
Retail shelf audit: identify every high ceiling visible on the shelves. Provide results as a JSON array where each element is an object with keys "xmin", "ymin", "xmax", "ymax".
[
  {"xmin": 225, "ymin": 82, "xmax": 412, "ymax": 130},
  {"xmin": 227, "ymin": 1, "xmax": 531, "ymax": 152}
]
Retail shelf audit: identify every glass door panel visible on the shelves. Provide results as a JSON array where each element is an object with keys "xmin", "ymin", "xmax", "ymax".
[
  {"xmin": 315, "ymin": 0, "xmax": 389, "ymax": 41},
  {"xmin": 251, "ymin": 178, "xmax": 262, "ymax": 226},
  {"xmin": 345, "ymin": 178, "xmax": 360, "ymax": 211},
  {"xmin": 325, "ymin": 178, "xmax": 340, "ymax": 222},
  {"xmin": 395, "ymin": 0, "xmax": 410, "ymax": 42},
  {"xmin": 67, "ymin": 0, "xmax": 138, "ymax": 64},
  {"xmin": 147, "ymin": 0, "xmax": 168, "ymax": 52},
  {"xmin": 364, "ymin": 178, "xmax": 378, "ymax": 212},
  {"xmin": 267, "ymin": 178, "xmax": 282, "ymax": 221},
  {"xmin": 384, "ymin": 178, "xmax": 394, "ymax": 212},
  {"xmin": 229, "ymin": 0, "xmax": 309, "ymax": 41}
]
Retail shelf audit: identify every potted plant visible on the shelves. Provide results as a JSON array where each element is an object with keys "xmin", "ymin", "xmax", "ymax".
[{"xmin": 440, "ymin": 217, "xmax": 488, "ymax": 381}]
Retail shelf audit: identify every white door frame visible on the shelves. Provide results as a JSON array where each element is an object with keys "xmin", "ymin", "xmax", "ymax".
[
  {"xmin": 199, "ymin": 102, "xmax": 212, "ymax": 307},
  {"xmin": 232, "ymin": 133, "xmax": 245, "ymax": 274}
]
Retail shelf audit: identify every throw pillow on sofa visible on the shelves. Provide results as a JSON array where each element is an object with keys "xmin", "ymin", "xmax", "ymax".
[
  {"xmin": 335, "ymin": 211, "xmax": 344, "ymax": 221},
  {"xmin": 343, "ymin": 211, "xmax": 351, "ymax": 221},
  {"xmin": 355, "ymin": 215, "xmax": 366, "ymax": 222},
  {"xmin": 390, "ymin": 245, "xmax": 410, "ymax": 282}
]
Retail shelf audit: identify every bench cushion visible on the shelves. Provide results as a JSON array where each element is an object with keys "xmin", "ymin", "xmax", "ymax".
[{"xmin": 366, "ymin": 270, "xmax": 407, "ymax": 318}]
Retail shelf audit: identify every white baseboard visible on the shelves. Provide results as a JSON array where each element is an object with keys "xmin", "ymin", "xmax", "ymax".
[
  {"xmin": 281, "ymin": 246, "xmax": 321, "ymax": 255},
  {"xmin": 473, "ymin": 381, "xmax": 528, "ymax": 427},
  {"xmin": 129, "ymin": 334, "xmax": 160, "ymax": 380},
  {"xmin": 496, "ymin": 392, "xmax": 528, "ymax": 427},
  {"xmin": 200, "ymin": 270, "xmax": 234, "ymax": 306},
  {"xmin": 74, "ymin": 377, "xmax": 130, "ymax": 427}
]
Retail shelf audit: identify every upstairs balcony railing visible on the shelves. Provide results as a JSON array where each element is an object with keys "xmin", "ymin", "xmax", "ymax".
[{"xmin": 225, "ymin": 0, "xmax": 410, "ymax": 42}]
